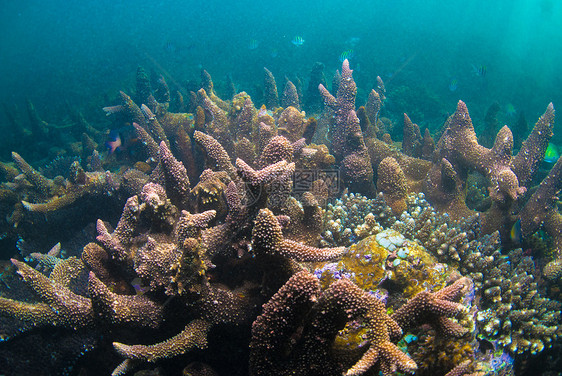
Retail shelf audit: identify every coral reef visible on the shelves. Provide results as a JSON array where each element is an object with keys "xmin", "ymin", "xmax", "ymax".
[
  {"xmin": 0, "ymin": 58, "xmax": 561, "ymax": 376},
  {"xmin": 319, "ymin": 60, "xmax": 375, "ymax": 196}
]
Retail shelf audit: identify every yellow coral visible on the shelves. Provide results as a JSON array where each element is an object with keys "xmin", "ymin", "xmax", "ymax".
[{"xmin": 315, "ymin": 230, "xmax": 453, "ymax": 298}]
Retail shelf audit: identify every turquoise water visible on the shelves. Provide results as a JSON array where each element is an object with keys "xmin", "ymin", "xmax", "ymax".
[{"xmin": 1, "ymin": 0, "xmax": 561, "ymax": 145}]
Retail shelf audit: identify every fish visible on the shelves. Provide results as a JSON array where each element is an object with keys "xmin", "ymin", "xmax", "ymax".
[
  {"xmin": 510, "ymin": 219, "xmax": 522, "ymax": 244},
  {"xmin": 472, "ymin": 64, "xmax": 487, "ymax": 77},
  {"xmin": 448, "ymin": 78, "xmax": 458, "ymax": 92},
  {"xmin": 339, "ymin": 49, "xmax": 354, "ymax": 63},
  {"xmin": 130, "ymin": 277, "xmax": 149, "ymax": 295},
  {"xmin": 248, "ymin": 39, "xmax": 259, "ymax": 50},
  {"xmin": 270, "ymin": 48, "xmax": 278, "ymax": 58},
  {"xmin": 505, "ymin": 103, "xmax": 516, "ymax": 117},
  {"xmin": 544, "ymin": 142, "xmax": 559, "ymax": 164},
  {"xmin": 164, "ymin": 40, "xmax": 177, "ymax": 54},
  {"xmin": 403, "ymin": 334, "xmax": 418, "ymax": 343},
  {"xmin": 345, "ymin": 37, "xmax": 361, "ymax": 47},
  {"xmin": 105, "ymin": 125, "xmax": 138, "ymax": 154},
  {"xmin": 291, "ymin": 36, "xmax": 305, "ymax": 46},
  {"xmin": 105, "ymin": 129, "xmax": 123, "ymax": 154}
]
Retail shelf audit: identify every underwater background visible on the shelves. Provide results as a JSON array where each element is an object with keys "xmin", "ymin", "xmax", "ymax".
[
  {"xmin": 1, "ymin": 0, "xmax": 562, "ymax": 145},
  {"xmin": 1, "ymin": 0, "xmax": 562, "ymax": 375}
]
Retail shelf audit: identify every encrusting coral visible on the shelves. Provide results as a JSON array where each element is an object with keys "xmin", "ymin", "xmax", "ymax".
[{"xmin": 1, "ymin": 58, "xmax": 562, "ymax": 376}]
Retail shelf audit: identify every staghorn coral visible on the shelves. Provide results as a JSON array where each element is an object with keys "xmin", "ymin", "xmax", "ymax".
[
  {"xmin": 319, "ymin": 60, "xmax": 375, "ymax": 196},
  {"xmin": 89, "ymin": 271, "xmax": 164, "ymax": 328},
  {"xmin": 21, "ymin": 170, "xmax": 118, "ymax": 213},
  {"xmin": 519, "ymin": 145, "xmax": 562, "ymax": 281},
  {"xmin": 377, "ymin": 156, "xmax": 409, "ymax": 215},
  {"xmin": 200, "ymin": 69, "xmax": 230, "ymax": 111},
  {"xmin": 11, "ymin": 152, "xmax": 53, "ymax": 196},
  {"xmin": 365, "ymin": 89, "xmax": 382, "ymax": 133},
  {"xmin": 2, "ymin": 57, "xmax": 562, "ymax": 376},
  {"xmin": 252, "ymin": 208, "xmax": 345, "ymax": 262},
  {"xmin": 0, "ymin": 258, "xmax": 94, "ymax": 330},
  {"xmin": 152, "ymin": 141, "xmax": 191, "ymax": 208},
  {"xmin": 423, "ymin": 101, "xmax": 555, "ymax": 235},
  {"xmin": 141, "ymin": 104, "xmax": 171, "ymax": 149},
  {"xmin": 402, "ymin": 113, "xmax": 423, "ymax": 158},
  {"xmin": 193, "ymin": 130, "xmax": 237, "ymax": 180},
  {"xmin": 230, "ymin": 93, "xmax": 259, "ymax": 141},
  {"xmin": 281, "ymin": 80, "xmax": 300, "ymax": 111},
  {"xmin": 113, "ymin": 319, "xmax": 211, "ymax": 362},
  {"xmin": 197, "ymin": 90, "xmax": 234, "ymax": 159},
  {"xmin": 257, "ymin": 135, "xmax": 294, "ymax": 168},
  {"xmin": 511, "ymin": 103, "xmax": 554, "ymax": 187},
  {"xmin": 0, "ymin": 145, "xmax": 141, "ymax": 257},
  {"xmin": 391, "ymin": 277, "xmax": 471, "ymax": 337},
  {"xmin": 0, "ymin": 141, "xmax": 361, "ymax": 374},
  {"xmin": 263, "ymin": 67, "xmax": 279, "ymax": 109},
  {"xmin": 277, "ymin": 106, "xmax": 307, "ymax": 143},
  {"xmin": 250, "ymin": 268, "xmax": 472, "ymax": 376}
]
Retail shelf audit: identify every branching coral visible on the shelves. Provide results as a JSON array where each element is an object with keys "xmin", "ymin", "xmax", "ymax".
[
  {"xmin": 319, "ymin": 60, "xmax": 375, "ymax": 196},
  {"xmin": 252, "ymin": 208, "xmax": 345, "ymax": 262},
  {"xmin": 1, "ymin": 56, "xmax": 562, "ymax": 376},
  {"xmin": 250, "ymin": 270, "xmax": 471, "ymax": 376}
]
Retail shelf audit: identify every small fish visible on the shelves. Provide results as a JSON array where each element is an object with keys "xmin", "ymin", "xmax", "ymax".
[
  {"xmin": 472, "ymin": 64, "xmax": 487, "ymax": 77},
  {"xmin": 105, "ymin": 129, "xmax": 123, "ymax": 154},
  {"xmin": 270, "ymin": 48, "xmax": 278, "ymax": 58},
  {"xmin": 105, "ymin": 126, "xmax": 138, "ymax": 154},
  {"xmin": 164, "ymin": 41, "xmax": 177, "ymax": 54},
  {"xmin": 339, "ymin": 49, "xmax": 355, "ymax": 63},
  {"xmin": 403, "ymin": 334, "xmax": 418, "ymax": 344},
  {"xmin": 291, "ymin": 36, "xmax": 305, "ymax": 46},
  {"xmin": 130, "ymin": 277, "xmax": 149, "ymax": 295},
  {"xmin": 544, "ymin": 142, "xmax": 559, "ymax": 164},
  {"xmin": 448, "ymin": 78, "xmax": 458, "ymax": 92},
  {"xmin": 510, "ymin": 219, "xmax": 522, "ymax": 244},
  {"xmin": 248, "ymin": 39, "xmax": 259, "ymax": 50},
  {"xmin": 505, "ymin": 103, "xmax": 516, "ymax": 117},
  {"xmin": 345, "ymin": 37, "xmax": 361, "ymax": 47}
]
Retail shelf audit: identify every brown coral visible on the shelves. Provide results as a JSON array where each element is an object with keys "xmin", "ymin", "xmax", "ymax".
[
  {"xmin": 252, "ymin": 208, "xmax": 345, "ymax": 262},
  {"xmin": 376, "ymin": 157, "xmax": 408, "ymax": 214}
]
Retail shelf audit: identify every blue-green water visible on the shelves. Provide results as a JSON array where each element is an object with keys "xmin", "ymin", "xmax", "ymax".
[{"xmin": 1, "ymin": 0, "xmax": 561, "ymax": 146}]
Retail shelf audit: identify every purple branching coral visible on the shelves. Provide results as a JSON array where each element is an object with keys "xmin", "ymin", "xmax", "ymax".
[
  {"xmin": 319, "ymin": 59, "xmax": 375, "ymax": 196},
  {"xmin": 1, "ymin": 58, "xmax": 562, "ymax": 376}
]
